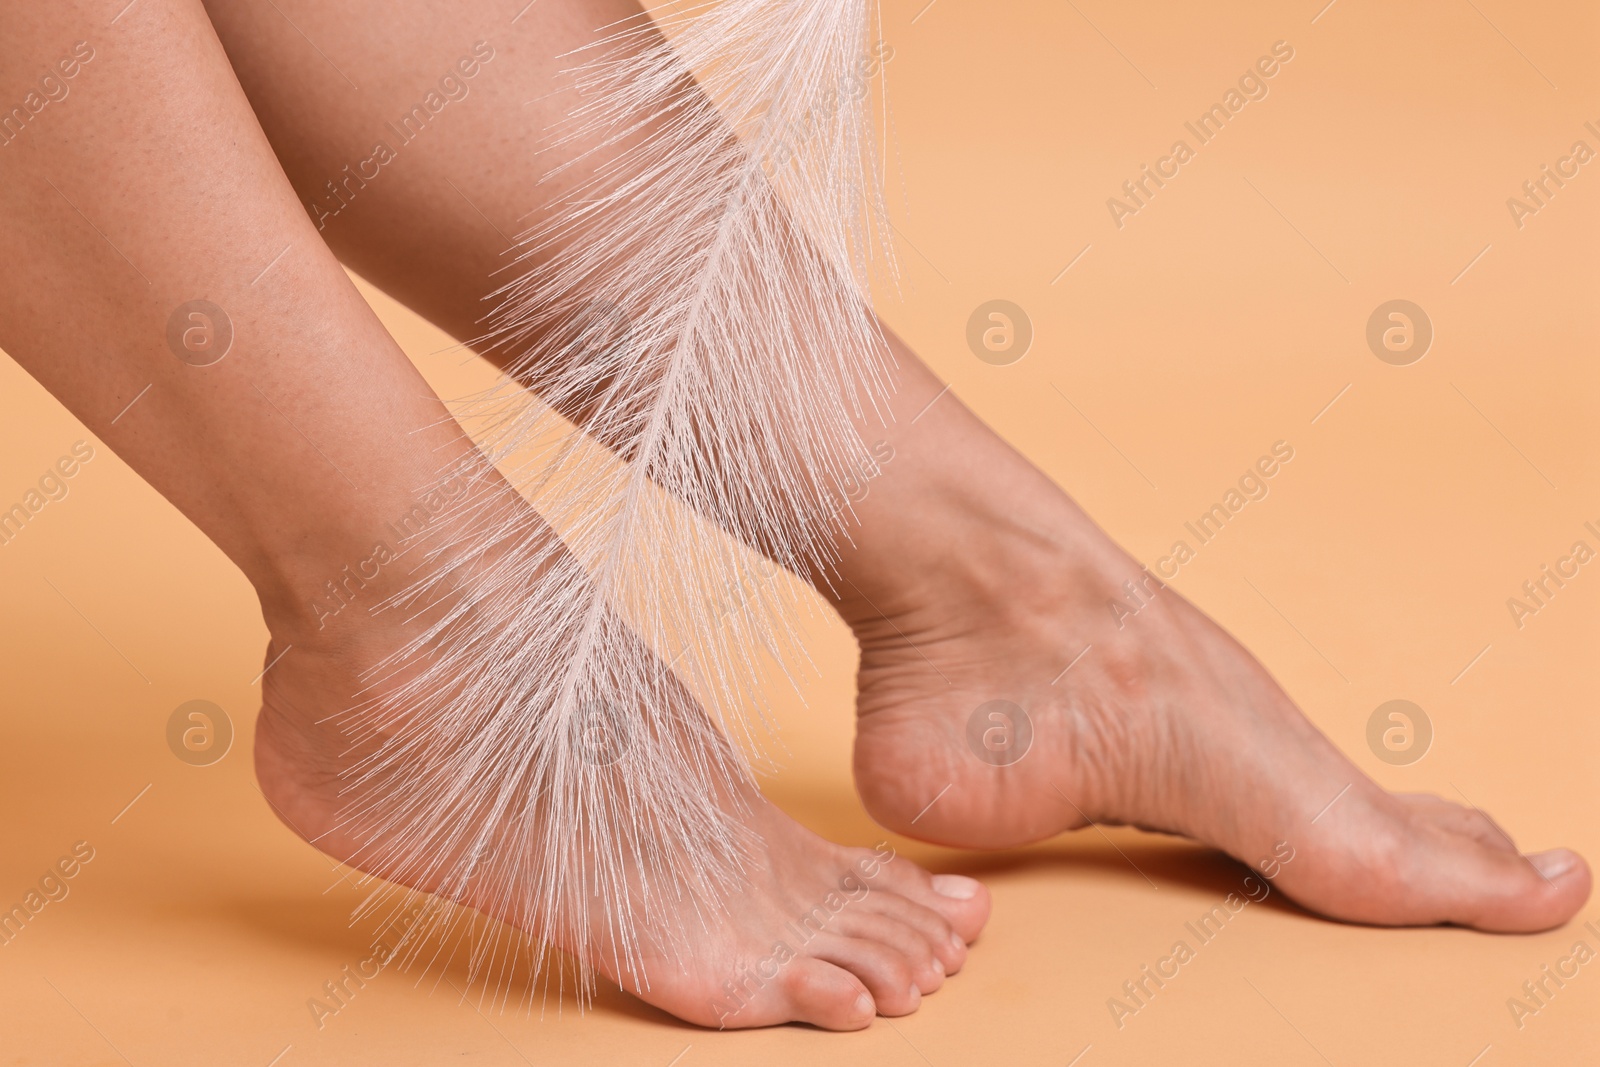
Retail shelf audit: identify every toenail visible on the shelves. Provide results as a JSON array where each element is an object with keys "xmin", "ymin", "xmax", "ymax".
[
  {"xmin": 932, "ymin": 957, "xmax": 945, "ymax": 977},
  {"xmin": 931, "ymin": 873, "xmax": 980, "ymax": 899},
  {"xmin": 949, "ymin": 931, "xmax": 965, "ymax": 954},
  {"xmin": 853, "ymin": 991, "xmax": 874, "ymax": 1017},
  {"xmin": 1528, "ymin": 849, "xmax": 1578, "ymax": 881}
]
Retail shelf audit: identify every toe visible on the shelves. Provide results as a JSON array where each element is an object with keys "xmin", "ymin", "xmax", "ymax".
[
  {"xmin": 1397, "ymin": 793, "xmax": 1519, "ymax": 854},
  {"xmin": 1383, "ymin": 806, "xmax": 1586, "ymax": 930},
  {"xmin": 860, "ymin": 890, "xmax": 967, "ymax": 975},
  {"xmin": 926, "ymin": 872, "xmax": 991, "ymax": 942},
  {"xmin": 811, "ymin": 934, "xmax": 924, "ymax": 1016},
  {"xmin": 834, "ymin": 908, "xmax": 946, "ymax": 992},
  {"xmin": 1446, "ymin": 843, "xmax": 1592, "ymax": 933},
  {"xmin": 1273, "ymin": 790, "xmax": 1590, "ymax": 932},
  {"xmin": 868, "ymin": 855, "xmax": 991, "ymax": 944},
  {"xmin": 1386, "ymin": 797, "xmax": 1592, "ymax": 931},
  {"xmin": 777, "ymin": 959, "xmax": 877, "ymax": 1031}
]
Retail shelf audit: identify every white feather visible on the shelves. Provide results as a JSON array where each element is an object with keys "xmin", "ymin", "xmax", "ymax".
[{"xmin": 331, "ymin": 0, "xmax": 894, "ymax": 1004}]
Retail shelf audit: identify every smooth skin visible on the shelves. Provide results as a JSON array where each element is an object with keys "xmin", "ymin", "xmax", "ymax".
[
  {"xmin": 0, "ymin": 0, "xmax": 986, "ymax": 1031},
  {"xmin": 0, "ymin": 0, "xmax": 1586, "ymax": 1038},
  {"xmin": 199, "ymin": 0, "xmax": 1590, "ymax": 933}
]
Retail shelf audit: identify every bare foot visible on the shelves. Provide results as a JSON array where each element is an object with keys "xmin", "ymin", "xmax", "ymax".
[
  {"xmin": 832, "ymin": 372, "xmax": 1589, "ymax": 934},
  {"xmin": 251, "ymin": 537, "xmax": 989, "ymax": 1031}
]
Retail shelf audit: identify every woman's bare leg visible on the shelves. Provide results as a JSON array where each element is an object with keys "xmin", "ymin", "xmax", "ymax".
[
  {"xmin": 202, "ymin": 0, "xmax": 1587, "ymax": 932},
  {"xmin": 0, "ymin": 0, "xmax": 987, "ymax": 1029}
]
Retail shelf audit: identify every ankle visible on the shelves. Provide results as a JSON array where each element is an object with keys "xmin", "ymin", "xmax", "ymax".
[
  {"xmin": 252, "ymin": 544, "xmax": 404, "ymax": 650},
  {"xmin": 250, "ymin": 455, "xmax": 523, "ymax": 650},
  {"xmin": 823, "ymin": 430, "xmax": 1122, "ymax": 628}
]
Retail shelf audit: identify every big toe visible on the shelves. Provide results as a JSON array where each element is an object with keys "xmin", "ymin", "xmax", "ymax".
[
  {"xmin": 927, "ymin": 873, "xmax": 992, "ymax": 943},
  {"xmin": 1395, "ymin": 798, "xmax": 1590, "ymax": 932},
  {"xmin": 1446, "ymin": 844, "xmax": 1591, "ymax": 933},
  {"xmin": 1286, "ymin": 794, "xmax": 1591, "ymax": 933},
  {"xmin": 873, "ymin": 858, "xmax": 991, "ymax": 945}
]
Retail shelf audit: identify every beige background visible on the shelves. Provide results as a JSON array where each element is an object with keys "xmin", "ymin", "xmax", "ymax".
[{"xmin": 1, "ymin": 0, "xmax": 1597, "ymax": 1063}]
